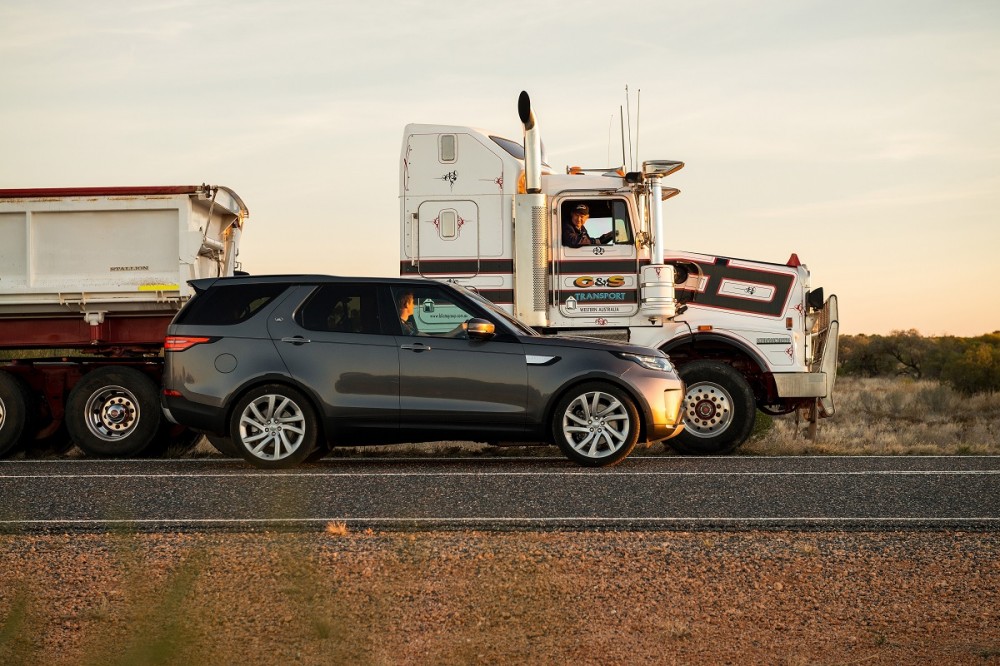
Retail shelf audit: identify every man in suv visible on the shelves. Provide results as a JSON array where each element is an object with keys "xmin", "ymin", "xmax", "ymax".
[{"xmin": 162, "ymin": 275, "xmax": 685, "ymax": 469}]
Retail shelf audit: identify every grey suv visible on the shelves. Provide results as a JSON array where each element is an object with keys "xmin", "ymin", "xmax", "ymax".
[{"xmin": 161, "ymin": 275, "xmax": 685, "ymax": 468}]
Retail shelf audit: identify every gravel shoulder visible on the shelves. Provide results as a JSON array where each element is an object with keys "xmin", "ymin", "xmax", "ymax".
[{"xmin": 1, "ymin": 530, "xmax": 998, "ymax": 665}]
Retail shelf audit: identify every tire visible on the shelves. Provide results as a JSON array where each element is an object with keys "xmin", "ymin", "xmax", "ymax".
[
  {"xmin": 229, "ymin": 384, "xmax": 318, "ymax": 469},
  {"xmin": 668, "ymin": 361, "xmax": 755, "ymax": 455},
  {"xmin": 552, "ymin": 381, "xmax": 640, "ymax": 467},
  {"xmin": 206, "ymin": 434, "xmax": 240, "ymax": 457},
  {"xmin": 65, "ymin": 367, "xmax": 162, "ymax": 457},
  {"xmin": 0, "ymin": 371, "xmax": 33, "ymax": 458}
]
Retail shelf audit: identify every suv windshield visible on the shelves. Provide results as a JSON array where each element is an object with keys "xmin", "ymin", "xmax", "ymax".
[{"xmin": 458, "ymin": 286, "xmax": 538, "ymax": 336}]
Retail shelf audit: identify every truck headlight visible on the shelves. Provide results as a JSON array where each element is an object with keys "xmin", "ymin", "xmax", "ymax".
[{"xmin": 615, "ymin": 352, "xmax": 673, "ymax": 372}]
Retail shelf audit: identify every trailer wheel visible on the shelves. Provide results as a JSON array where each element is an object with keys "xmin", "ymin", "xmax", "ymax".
[
  {"xmin": 668, "ymin": 361, "xmax": 755, "ymax": 455},
  {"xmin": 552, "ymin": 381, "xmax": 640, "ymax": 467},
  {"xmin": 66, "ymin": 367, "xmax": 162, "ymax": 457},
  {"xmin": 229, "ymin": 384, "xmax": 318, "ymax": 469},
  {"xmin": 0, "ymin": 371, "xmax": 33, "ymax": 458}
]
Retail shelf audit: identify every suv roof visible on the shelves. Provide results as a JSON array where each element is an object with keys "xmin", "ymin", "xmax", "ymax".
[{"xmin": 189, "ymin": 274, "xmax": 441, "ymax": 293}]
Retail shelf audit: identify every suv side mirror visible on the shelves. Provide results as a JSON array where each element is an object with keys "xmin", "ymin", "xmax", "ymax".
[{"xmin": 466, "ymin": 318, "xmax": 495, "ymax": 340}]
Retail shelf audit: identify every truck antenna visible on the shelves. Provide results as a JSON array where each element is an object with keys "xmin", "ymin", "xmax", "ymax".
[
  {"xmin": 635, "ymin": 88, "xmax": 641, "ymax": 171},
  {"xmin": 620, "ymin": 105, "xmax": 627, "ymax": 169},
  {"xmin": 625, "ymin": 85, "xmax": 634, "ymax": 171}
]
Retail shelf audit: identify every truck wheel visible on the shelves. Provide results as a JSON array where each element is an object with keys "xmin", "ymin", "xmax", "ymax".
[
  {"xmin": 66, "ymin": 367, "xmax": 162, "ymax": 457},
  {"xmin": 206, "ymin": 434, "xmax": 239, "ymax": 457},
  {"xmin": 552, "ymin": 381, "xmax": 640, "ymax": 467},
  {"xmin": 0, "ymin": 371, "xmax": 33, "ymax": 458},
  {"xmin": 229, "ymin": 384, "xmax": 318, "ymax": 469},
  {"xmin": 668, "ymin": 361, "xmax": 755, "ymax": 455}
]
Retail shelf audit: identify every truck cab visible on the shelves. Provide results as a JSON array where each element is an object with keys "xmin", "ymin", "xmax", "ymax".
[{"xmin": 400, "ymin": 93, "xmax": 839, "ymax": 454}]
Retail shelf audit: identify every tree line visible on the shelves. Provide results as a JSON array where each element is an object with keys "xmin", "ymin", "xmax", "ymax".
[{"xmin": 839, "ymin": 330, "xmax": 1000, "ymax": 394}]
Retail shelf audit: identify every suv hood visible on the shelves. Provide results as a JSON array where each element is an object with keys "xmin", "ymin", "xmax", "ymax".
[{"xmin": 521, "ymin": 334, "xmax": 664, "ymax": 358}]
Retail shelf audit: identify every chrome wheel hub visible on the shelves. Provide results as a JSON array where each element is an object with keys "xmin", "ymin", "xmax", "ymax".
[{"xmin": 683, "ymin": 381, "xmax": 734, "ymax": 439}]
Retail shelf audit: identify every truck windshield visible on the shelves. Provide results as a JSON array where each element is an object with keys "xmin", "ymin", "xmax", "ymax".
[{"xmin": 489, "ymin": 136, "xmax": 551, "ymax": 168}]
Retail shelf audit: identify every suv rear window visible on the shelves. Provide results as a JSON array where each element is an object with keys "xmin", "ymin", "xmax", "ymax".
[{"xmin": 175, "ymin": 283, "xmax": 289, "ymax": 326}]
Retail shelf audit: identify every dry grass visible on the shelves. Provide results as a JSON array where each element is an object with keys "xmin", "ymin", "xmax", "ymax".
[{"xmin": 743, "ymin": 376, "xmax": 1000, "ymax": 456}]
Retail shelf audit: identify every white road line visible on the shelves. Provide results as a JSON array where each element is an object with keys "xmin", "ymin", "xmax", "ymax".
[
  {"xmin": 3, "ymin": 455, "xmax": 999, "ymax": 464},
  {"xmin": 1, "ymin": 470, "xmax": 998, "ymax": 480},
  {"xmin": 0, "ymin": 517, "xmax": 997, "ymax": 526}
]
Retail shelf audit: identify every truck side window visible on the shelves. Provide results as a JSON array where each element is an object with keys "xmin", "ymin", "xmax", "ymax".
[{"xmin": 561, "ymin": 199, "xmax": 632, "ymax": 247}]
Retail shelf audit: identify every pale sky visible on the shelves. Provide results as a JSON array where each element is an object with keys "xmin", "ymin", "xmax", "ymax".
[{"xmin": 2, "ymin": 0, "xmax": 998, "ymax": 336}]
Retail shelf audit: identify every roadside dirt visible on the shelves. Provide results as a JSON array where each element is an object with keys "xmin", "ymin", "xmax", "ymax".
[{"xmin": 1, "ymin": 530, "xmax": 997, "ymax": 664}]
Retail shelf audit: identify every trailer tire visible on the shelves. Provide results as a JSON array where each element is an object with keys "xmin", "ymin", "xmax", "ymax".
[
  {"xmin": 66, "ymin": 367, "xmax": 162, "ymax": 457},
  {"xmin": 668, "ymin": 361, "xmax": 755, "ymax": 455},
  {"xmin": 552, "ymin": 381, "xmax": 640, "ymax": 467},
  {"xmin": 0, "ymin": 371, "xmax": 33, "ymax": 458}
]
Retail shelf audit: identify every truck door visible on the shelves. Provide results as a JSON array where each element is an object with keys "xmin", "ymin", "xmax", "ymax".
[{"xmin": 553, "ymin": 197, "xmax": 639, "ymax": 320}]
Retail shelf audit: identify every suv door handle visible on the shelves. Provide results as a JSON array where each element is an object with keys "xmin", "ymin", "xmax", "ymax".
[
  {"xmin": 280, "ymin": 336, "xmax": 311, "ymax": 345},
  {"xmin": 400, "ymin": 343, "xmax": 431, "ymax": 352}
]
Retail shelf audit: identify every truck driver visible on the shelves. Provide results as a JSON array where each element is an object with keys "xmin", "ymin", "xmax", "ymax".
[{"xmin": 562, "ymin": 203, "xmax": 613, "ymax": 247}]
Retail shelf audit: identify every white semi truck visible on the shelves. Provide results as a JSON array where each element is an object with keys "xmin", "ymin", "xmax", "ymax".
[
  {"xmin": 400, "ymin": 92, "xmax": 839, "ymax": 453},
  {"xmin": 0, "ymin": 185, "xmax": 246, "ymax": 458}
]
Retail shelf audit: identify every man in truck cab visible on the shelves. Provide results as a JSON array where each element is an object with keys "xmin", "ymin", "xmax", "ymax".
[{"xmin": 562, "ymin": 203, "xmax": 614, "ymax": 247}]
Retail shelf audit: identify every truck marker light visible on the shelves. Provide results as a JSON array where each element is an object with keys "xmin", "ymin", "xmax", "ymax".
[
  {"xmin": 517, "ymin": 170, "xmax": 526, "ymax": 194},
  {"xmin": 162, "ymin": 389, "xmax": 182, "ymax": 398},
  {"xmin": 786, "ymin": 317, "xmax": 794, "ymax": 330},
  {"xmin": 787, "ymin": 253, "xmax": 801, "ymax": 267},
  {"xmin": 164, "ymin": 336, "xmax": 212, "ymax": 351},
  {"xmin": 697, "ymin": 325, "xmax": 713, "ymax": 332}
]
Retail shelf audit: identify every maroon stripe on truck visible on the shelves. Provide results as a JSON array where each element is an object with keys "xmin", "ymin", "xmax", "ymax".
[{"xmin": 0, "ymin": 186, "xmax": 203, "ymax": 198}]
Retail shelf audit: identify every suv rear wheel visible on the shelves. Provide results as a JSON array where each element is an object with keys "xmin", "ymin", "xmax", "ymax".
[{"xmin": 230, "ymin": 385, "xmax": 318, "ymax": 468}]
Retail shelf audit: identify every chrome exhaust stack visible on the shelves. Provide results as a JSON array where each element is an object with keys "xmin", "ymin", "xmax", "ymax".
[
  {"xmin": 513, "ymin": 91, "xmax": 549, "ymax": 326},
  {"xmin": 518, "ymin": 91, "xmax": 542, "ymax": 194}
]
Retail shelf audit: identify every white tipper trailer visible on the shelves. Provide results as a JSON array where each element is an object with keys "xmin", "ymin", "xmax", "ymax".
[
  {"xmin": 0, "ymin": 185, "xmax": 246, "ymax": 458},
  {"xmin": 400, "ymin": 92, "xmax": 839, "ymax": 454}
]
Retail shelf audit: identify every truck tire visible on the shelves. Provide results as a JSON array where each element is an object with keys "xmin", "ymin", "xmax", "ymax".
[
  {"xmin": 229, "ymin": 384, "xmax": 318, "ymax": 469},
  {"xmin": 668, "ymin": 361, "xmax": 755, "ymax": 455},
  {"xmin": 0, "ymin": 371, "xmax": 33, "ymax": 458},
  {"xmin": 65, "ymin": 367, "xmax": 162, "ymax": 457},
  {"xmin": 552, "ymin": 381, "xmax": 640, "ymax": 467}
]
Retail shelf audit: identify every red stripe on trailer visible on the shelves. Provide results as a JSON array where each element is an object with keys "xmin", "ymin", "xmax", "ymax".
[{"xmin": 0, "ymin": 316, "xmax": 174, "ymax": 349}]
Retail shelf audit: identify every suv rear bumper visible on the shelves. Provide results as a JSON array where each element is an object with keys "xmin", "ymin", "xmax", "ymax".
[{"xmin": 161, "ymin": 394, "xmax": 227, "ymax": 435}]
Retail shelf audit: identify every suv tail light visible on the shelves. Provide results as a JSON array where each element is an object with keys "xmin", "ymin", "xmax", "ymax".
[{"xmin": 164, "ymin": 335, "xmax": 213, "ymax": 352}]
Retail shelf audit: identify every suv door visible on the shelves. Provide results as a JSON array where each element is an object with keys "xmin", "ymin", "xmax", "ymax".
[
  {"xmin": 390, "ymin": 284, "xmax": 528, "ymax": 433},
  {"xmin": 268, "ymin": 283, "xmax": 399, "ymax": 438}
]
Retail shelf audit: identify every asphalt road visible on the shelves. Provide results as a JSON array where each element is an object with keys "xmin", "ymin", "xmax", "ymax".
[{"xmin": 1, "ymin": 455, "xmax": 997, "ymax": 532}]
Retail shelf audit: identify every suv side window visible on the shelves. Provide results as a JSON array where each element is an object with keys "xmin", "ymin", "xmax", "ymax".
[
  {"xmin": 174, "ymin": 283, "xmax": 288, "ymax": 326},
  {"xmin": 296, "ymin": 283, "xmax": 381, "ymax": 334},
  {"xmin": 391, "ymin": 284, "xmax": 482, "ymax": 337}
]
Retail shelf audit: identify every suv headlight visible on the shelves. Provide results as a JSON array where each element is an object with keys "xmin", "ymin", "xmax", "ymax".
[{"xmin": 615, "ymin": 352, "xmax": 673, "ymax": 372}]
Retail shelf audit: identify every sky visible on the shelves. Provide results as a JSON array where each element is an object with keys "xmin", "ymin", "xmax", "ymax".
[{"xmin": 2, "ymin": 0, "xmax": 998, "ymax": 336}]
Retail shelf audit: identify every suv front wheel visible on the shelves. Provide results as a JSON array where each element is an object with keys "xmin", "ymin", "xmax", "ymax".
[
  {"xmin": 230, "ymin": 385, "xmax": 318, "ymax": 469},
  {"xmin": 552, "ymin": 382, "xmax": 640, "ymax": 467}
]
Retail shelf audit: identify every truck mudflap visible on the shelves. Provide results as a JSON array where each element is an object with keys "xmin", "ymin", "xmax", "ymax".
[{"xmin": 812, "ymin": 295, "xmax": 839, "ymax": 417}]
